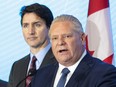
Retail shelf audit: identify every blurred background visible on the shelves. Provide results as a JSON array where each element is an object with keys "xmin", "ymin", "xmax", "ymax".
[{"xmin": 0, "ymin": 0, "xmax": 115, "ymax": 81}]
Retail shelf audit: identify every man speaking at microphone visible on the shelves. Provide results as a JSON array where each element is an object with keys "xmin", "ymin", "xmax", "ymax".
[{"xmin": 7, "ymin": 3, "xmax": 56, "ymax": 87}]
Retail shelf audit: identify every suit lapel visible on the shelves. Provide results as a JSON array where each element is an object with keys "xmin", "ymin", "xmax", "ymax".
[
  {"xmin": 40, "ymin": 48, "xmax": 56, "ymax": 68},
  {"xmin": 66, "ymin": 53, "xmax": 94, "ymax": 87},
  {"xmin": 50, "ymin": 63, "xmax": 59, "ymax": 87},
  {"xmin": 19, "ymin": 49, "xmax": 55, "ymax": 87},
  {"xmin": 18, "ymin": 54, "xmax": 30, "ymax": 87},
  {"xmin": 40, "ymin": 63, "xmax": 58, "ymax": 87}
]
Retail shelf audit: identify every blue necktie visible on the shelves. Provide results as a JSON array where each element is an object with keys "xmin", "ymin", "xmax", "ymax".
[{"xmin": 57, "ymin": 68, "xmax": 70, "ymax": 87}]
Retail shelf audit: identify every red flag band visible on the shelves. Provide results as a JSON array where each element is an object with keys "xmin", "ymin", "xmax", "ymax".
[{"xmin": 86, "ymin": 0, "xmax": 114, "ymax": 64}]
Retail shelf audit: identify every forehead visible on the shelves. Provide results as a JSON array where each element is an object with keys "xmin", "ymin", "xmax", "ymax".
[
  {"xmin": 50, "ymin": 21, "xmax": 74, "ymax": 33},
  {"xmin": 22, "ymin": 13, "xmax": 44, "ymax": 23}
]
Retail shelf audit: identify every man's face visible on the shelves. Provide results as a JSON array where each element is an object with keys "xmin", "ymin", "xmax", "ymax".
[
  {"xmin": 22, "ymin": 13, "xmax": 49, "ymax": 49},
  {"xmin": 50, "ymin": 21, "xmax": 85, "ymax": 66}
]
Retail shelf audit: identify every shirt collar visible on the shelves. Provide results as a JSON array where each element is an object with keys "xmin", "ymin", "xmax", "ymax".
[
  {"xmin": 58, "ymin": 50, "xmax": 87, "ymax": 74},
  {"xmin": 30, "ymin": 43, "xmax": 51, "ymax": 62}
]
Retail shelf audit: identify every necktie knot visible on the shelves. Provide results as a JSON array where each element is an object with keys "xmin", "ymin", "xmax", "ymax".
[
  {"xmin": 31, "ymin": 56, "xmax": 37, "ymax": 68},
  {"xmin": 62, "ymin": 68, "xmax": 70, "ymax": 75}
]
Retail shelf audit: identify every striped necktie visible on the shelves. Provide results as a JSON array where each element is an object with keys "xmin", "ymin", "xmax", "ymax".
[{"xmin": 26, "ymin": 56, "xmax": 37, "ymax": 87}]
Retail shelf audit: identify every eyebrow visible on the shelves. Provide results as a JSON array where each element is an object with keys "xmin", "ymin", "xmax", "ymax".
[
  {"xmin": 51, "ymin": 33, "xmax": 73, "ymax": 37},
  {"xmin": 33, "ymin": 21, "xmax": 42, "ymax": 24},
  {"xmin": 23, "ymin": 20, "xmax": 43, "ymax": 24}
]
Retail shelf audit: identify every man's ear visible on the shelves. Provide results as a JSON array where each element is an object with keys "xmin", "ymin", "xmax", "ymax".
[{"xmin": 81, "ymin": 33, "xmax": 86, "ymax": 45}]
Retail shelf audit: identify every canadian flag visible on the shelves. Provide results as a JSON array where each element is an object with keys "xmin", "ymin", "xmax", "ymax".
[{"xmin": 85, "ymin": 0, "xmax": 114, "ymax": 64}]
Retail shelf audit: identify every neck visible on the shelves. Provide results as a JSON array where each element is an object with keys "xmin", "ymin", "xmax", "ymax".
[{"xmin": 30, "ymin": 40, "xmax": 50, "ymax": 54}]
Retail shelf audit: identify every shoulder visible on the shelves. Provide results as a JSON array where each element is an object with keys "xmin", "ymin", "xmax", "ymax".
[
  {"xmin": 92, "ymin": 57, "xmax": 116, "ymax": 70},
  {"xmin": 13, "ymin": 54, "xmax": 30, "ymax": 65},
  {"xmin": 44, "ymin": 48, "xmax": 54, "ymax": 60},
  {"xmin": 84, "ymin": 52, "xmax": 115, "ymax": 70},
  {"xmin": 37, "ymin": 63, "xmax": 57, "ymax": 74},
  {"xmin": 91, "ymin": 58, "xmax": 116, "ymax": 86},
  {"xmin": 0, "ymin": 80, "xmax": 7, "ymax": 87},
  {"xmin": 82, "ymin": 52, "xmax": 116, "ymax": 74},
  {"xmin": 88, "ymin": 56, "xmax": 116, "ymax": 78},
  {"xmin": 11, "ymin": 54, "xmax": 30, "ymax": 70},
  {"xmin": 31, "ymin": 63, "xmax": 58, "ymax": 87},
  {"xmin": 80, "ymin": 53, "xmax": 116, "ymax": 86},
  {"xmin": 34, "ymin": 63, "xmax": 58, "ymax": 79}
]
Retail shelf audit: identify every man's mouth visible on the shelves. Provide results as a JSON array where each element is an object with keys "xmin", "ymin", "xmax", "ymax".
[
  {"xmin": 28, "ymin": 37, "xmax": 37, "ymax": 40},
  {"xmin": 58, "ymin": 49, "xmax": 68, "ymax": 53}
]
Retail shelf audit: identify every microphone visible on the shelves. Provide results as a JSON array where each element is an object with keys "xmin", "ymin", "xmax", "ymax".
[{"xmin": 16, "ymin": 69, "xmax": 37, "ymax": 87}]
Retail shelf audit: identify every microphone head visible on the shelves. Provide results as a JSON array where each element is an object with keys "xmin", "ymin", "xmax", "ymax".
[{"xmin": 28, "ymin": 69, "xmax": 37, "ymax": 76}]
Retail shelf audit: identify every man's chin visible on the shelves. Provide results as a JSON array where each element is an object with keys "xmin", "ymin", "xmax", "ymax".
[{"xmin": 29, "ymin": 44, "xmax": 39, "ymax": 48}]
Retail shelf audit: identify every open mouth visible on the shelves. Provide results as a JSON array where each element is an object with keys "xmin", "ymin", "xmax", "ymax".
[{"xmin": 58, "ymin": 49, "xmax": 68, "ymax": 53}]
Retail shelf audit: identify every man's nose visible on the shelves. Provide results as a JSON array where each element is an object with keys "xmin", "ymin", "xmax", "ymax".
[
  {"xmin": 57, "ymin": 37, "xmax": 66, "ymax": 45},
  {"xmin": 28, "ymin": 26, "xmax": 35, "ymax": 34}
]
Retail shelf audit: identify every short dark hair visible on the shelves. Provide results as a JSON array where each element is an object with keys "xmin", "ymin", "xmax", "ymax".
[{"xmin": 20, "ymin": 3, "xmax": 53, "ymax": 28}]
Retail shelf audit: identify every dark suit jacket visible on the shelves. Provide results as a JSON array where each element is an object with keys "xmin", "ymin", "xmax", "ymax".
[
  {"xmin": 0, "ymin": 80, "xmax": 7, "ymax": 87},
  {"xmin": 7, "ymin": 49, "xmax": 57, "ymax": 87},
  {"xmin": 30, "ymin": 53, "xmax": 116, "ymax": 87}
]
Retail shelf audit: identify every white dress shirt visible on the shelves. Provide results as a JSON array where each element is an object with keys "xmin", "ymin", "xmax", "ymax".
[
  {"xmin": 27, "ymin": 43, "xmax": 51, "ymax": 74},
  {"xmin": 53, "ymin": 50, "xmax": 86, "ymax": 87}
]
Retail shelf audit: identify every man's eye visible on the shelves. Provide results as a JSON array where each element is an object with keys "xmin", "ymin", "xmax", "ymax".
[
  {"xmin": 35, "ymin": 23, "xmax": 41, "ymax": 27},
  {"xmin": 23, "ymin": 24, "xmax": 28, "ymax": 28},
  {"xmin": 64, "ymin": 35, "xmax": 72, "ymax": 38},
  {"xmin": 51, "ymin": 37, "xmax": 58, "ymax": 41},
  {"xmin": 66, "ymin": 35, "xmax": 70, "ymax": 38}
]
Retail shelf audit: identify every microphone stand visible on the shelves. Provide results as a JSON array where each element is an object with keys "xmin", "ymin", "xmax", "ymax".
[{"xmin": 16, "ymin": 69, "xmax": 37, "ymax": 87}]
